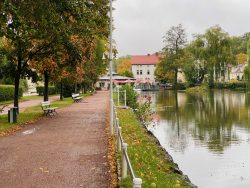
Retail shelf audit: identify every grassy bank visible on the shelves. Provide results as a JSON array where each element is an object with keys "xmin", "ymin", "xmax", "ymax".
[
  {"xmin": 0, "ymin": 93, "xmax": 91, "ymax": 135},
  {"xmin": 117, "ymin": 108, "xmax": 193, "ymax": 188}
]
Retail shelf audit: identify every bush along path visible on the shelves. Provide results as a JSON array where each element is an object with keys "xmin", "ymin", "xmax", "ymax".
[
  {"xmin": 0, "ymin": 91, "xmax": 116, "ymax": 188},
  {"xmin": 117, "ymin": 108, "xmax": 196, "ymax": 188}
]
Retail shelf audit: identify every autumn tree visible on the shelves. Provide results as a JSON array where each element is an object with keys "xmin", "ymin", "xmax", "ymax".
[
  {"xmin": 0, "ymin": 1, "xmax": 71, "ymax": 108},
  {"xmin": 116, "ymin": 57, "xmax": 133, "ymax": 77},
  {"xmin": 236, "ymin": 53, "xmax": 247, "ymax": 64},
  {"xmin": 0, "ymin": 0, "xmax": 110, "ymax": 107}
]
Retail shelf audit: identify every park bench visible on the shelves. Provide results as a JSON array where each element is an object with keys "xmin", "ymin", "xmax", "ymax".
[
  {"xmin": 41, "ymin": 101, "xmax": 58, "ymax": 117},
  {"xmin": 72, "ymin": 93, "xmax": 83, "ymax": 103}
]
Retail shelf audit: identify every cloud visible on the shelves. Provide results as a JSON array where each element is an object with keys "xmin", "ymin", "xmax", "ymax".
[{"xmin": 113, "ymin": 0, "xmax": 250, "ymax": 57}]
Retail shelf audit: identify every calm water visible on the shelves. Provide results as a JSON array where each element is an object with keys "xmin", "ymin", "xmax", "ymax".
[{"xmin": 144, "ymin": 90, "xmax": 250, "ymax": 188}]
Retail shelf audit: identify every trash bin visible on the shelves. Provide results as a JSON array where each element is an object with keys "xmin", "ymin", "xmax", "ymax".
[{"xmin": 8, "ymin": 107, "xmax": 18, "ymax": 123}]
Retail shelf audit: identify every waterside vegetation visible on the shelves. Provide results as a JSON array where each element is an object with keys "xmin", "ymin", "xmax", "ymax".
[
  {"xmin": 118, "ymin": 108, "xmax": 193, "ymax": 188},
  {"xmin": 115, "ymin": 84, "xmax": 194, "ymax": 187}
]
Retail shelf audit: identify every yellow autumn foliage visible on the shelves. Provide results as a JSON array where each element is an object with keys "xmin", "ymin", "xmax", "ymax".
[{"xmin": 117, "ymin": 59, "xmax": 132, "ymax": 75}]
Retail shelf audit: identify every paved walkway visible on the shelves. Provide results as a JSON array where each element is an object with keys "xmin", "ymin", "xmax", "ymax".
[
  {"xmin": 0, "ymin": 95, "xmax": 60, "ymax": 115},
  {"xmin": 0, "ymin": 91, "xmax": 111, "ymax": 188}
]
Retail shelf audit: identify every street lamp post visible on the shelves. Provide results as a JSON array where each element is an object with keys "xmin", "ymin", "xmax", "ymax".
[{"xmin": 109, "ymin": 0, "xmax": 113, "ymax": 134}]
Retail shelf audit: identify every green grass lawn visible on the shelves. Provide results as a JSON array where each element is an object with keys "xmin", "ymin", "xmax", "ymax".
[
  {"xmin": 0, "ymin": 93, "xmax": 95, "ymax": 135},
  {"xmin": 117, "ymin": 108, "xmax": 192, "ymax": 188},
  {"xmin": 0, "ymin": 95, "xmax": 44, "ymax": 105}
]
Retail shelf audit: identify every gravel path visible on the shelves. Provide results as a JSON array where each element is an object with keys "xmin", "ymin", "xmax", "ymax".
[{"xmin": 0, "ymin": 91, "xmax": 111, "ymax": 188}]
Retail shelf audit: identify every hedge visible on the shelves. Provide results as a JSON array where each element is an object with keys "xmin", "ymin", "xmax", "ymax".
[
  {"xmin": 36, "ymin": 86, "xmax": 57, "ymax": 96},
  {"xmin": 0, "ymin": 85, "xmax": 23, "ymax": 102}
]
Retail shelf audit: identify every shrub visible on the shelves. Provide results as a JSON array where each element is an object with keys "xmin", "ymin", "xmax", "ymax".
[
  {"xmin": 186, "ymin": 85, "xmax": 208, "ymax": 95},
  {"xmin": 175, "ymin": 82, "xmax": 187, "ymax": 90},
  {"xmin": 20, "ymin": 79, "xmax": 28, "ymax": 93},
  {"xmin": 135, "ymin": 100, "xmax": 152, "ymax": 124},
  {"xmin": 36, "ymin": 86, "xmax": 57, "ymax": 96},
  {"xmin": 120, "ymin": 84, "xmax": 138, "ymax": 109},
  {"xmin": 0, "ymin": 85, "xmax": 23, "ymax": 102}
]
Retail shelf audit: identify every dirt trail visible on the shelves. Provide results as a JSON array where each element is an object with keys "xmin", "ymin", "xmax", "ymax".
[{"xmin": 0, "ymin": 91, "xmax": 111, "ymax": 188}]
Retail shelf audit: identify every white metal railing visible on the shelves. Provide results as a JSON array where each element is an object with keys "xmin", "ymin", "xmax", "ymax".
[
  {"xmin": 113, "ymin": 106, "xmax": 142, "ymax": 188},
  {"xmin": 113, "ymin": 87, "xmax": 127, "ymax": 107}
]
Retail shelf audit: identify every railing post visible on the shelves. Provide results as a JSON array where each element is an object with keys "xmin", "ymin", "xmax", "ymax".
[
  {"xmin": 122, "ymin": 143, "xmax": 128, "ymax": 179},
  {"xmin": 124, "ymin": 90, "xmax": 127, "ymax": 107},
  {"xmin": 110, "ymin": 100, "xmax": 114, "ymax": 135},
  {"xmin": 118, "ymin": 87, "xmax": 120, "ymax": 106},
  {"xmin": 133, "ymin": 178, "xmax": 142, "ymax": 188},
  {"xmin": 117, "ymin": 127, "xmax": 122, "ymax": 151},
  {"xmin": 116, "ymin": 117, "xmax": 119, "ymax": 131}
]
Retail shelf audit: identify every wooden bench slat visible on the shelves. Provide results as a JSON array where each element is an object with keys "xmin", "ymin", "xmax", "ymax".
[
  {"xmin": 41, "ymin": 101, "xmax": 58, "ymax": 117},
  {"xmin": 72, "ymin": 93, "xmax": 83, "ymax": 103}
]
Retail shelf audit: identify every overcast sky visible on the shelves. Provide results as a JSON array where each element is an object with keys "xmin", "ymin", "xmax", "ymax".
[{"xmin": 113, "ymin": 0, "xmax": 250, "ymax": 57}]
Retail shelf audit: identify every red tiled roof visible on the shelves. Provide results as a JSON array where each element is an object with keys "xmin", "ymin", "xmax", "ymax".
[{"xmin": 131, "ymin": 54, "xmax": 160, "ymax": 65}]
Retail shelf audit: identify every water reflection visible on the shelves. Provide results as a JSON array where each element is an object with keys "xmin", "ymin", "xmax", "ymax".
[
  {"xmin": 144, "ymin": 90, "xmax": 250, "ymax": 188},
  {"xmin": 154, "ymin": 90, "xmax": 250, "ymax": 153}
]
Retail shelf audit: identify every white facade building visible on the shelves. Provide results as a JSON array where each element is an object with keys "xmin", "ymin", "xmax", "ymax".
[{"xmin": 131, "ymin": 54, "xmax": 159, "ymax": 83}]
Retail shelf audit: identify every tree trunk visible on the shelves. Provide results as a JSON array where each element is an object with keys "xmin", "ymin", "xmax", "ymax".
[
  {"xmin": 43, "ymin": 71, "xmax": 49, "ymax": 101},
  {"xmin": 175, "ymin": 91, "xmax": 180, "ymax": 138},
  {"xmin": 174, "ymin": 68, "xmax": 178, "ymax": 90},
  {"xmin": 209, "ymin": 69, "xmax": 214, "ymax": 87},
  {"xmin": 83, "ymin": 84, "xmax": 87, "ymax": 94},
  {"xmin": 14, "ymin": 54, "xmax": 22, "ymax": 111},
  {"xmin": 81, "ymin": 83, "xmax": 84, "ymax": 94},
  {"xmin": 60, "ymin": 81, "xmax": 63, "ymax": 100}
]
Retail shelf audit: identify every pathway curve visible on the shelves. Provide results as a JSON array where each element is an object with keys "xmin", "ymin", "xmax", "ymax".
[
  {"xmin": 0, "ymin": 95, "xmax": 60, "ymax": 115},
  {"xmin": 0, "ymin": 91, "xmax": 111, "ymax": 188}
]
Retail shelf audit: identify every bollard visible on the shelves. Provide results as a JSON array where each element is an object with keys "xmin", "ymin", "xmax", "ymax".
[
  {"xmin": 133, "ymin": 178, "xmax": 142, "ymax": 188},
  {"xmin": 122, "ymin": 143, "xmax": 128, "ymax": 179},
  {"xmin": 117, "ymin": 127, "xmax": 122, "ymax": 151}
]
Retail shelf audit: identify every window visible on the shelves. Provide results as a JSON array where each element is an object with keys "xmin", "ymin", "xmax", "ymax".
[
  {"xmin": 147, "ymin": 70, "xmax": 150, "ymax": 75},
  {"xmin": 140, "ymin": 70, "xmax": 142, "ymax": 75},
  {"xmin": 137, "ymin": 70, "xmax": 139, "ymax": 75}
]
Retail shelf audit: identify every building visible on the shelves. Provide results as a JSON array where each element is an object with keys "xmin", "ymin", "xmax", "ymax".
[
  {"xmin": 131, "ymin": 54, "xmax": 160, "ymax": 83},
  {"xmin": 229, "ymin": 63, "xmax": 247, "ymax": 81},
  {"xmin": 96, "ymin": 72, "xmax": 135, "ymax": 90}
]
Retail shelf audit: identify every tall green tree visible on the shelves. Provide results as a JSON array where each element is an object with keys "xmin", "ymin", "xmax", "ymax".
[
  {"xmin": 161, "ymin": 24, "xmax": 187, "ymax": 89},
  {"xmin": 245, "ymin": 38, "xmax": 250, "ymax": 91},
  {"xmin": 188, "ymin": 25, "xmax": 235, "ymax": 86}
]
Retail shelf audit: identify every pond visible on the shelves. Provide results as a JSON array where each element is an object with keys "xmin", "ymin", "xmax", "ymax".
[{"xmin": 144, "ymin": 90, "xmax": 250, "ymax": 188}]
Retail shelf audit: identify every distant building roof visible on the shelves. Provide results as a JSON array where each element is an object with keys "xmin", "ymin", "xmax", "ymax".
[{"xmin": 131, "ymin": 54, "xmax": 160, "ymax": 65}]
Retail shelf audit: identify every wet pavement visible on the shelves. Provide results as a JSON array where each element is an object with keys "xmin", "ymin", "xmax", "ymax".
[{"xmin": 0, "ymin": 91, "xmax": 111, "ymax": 188}]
